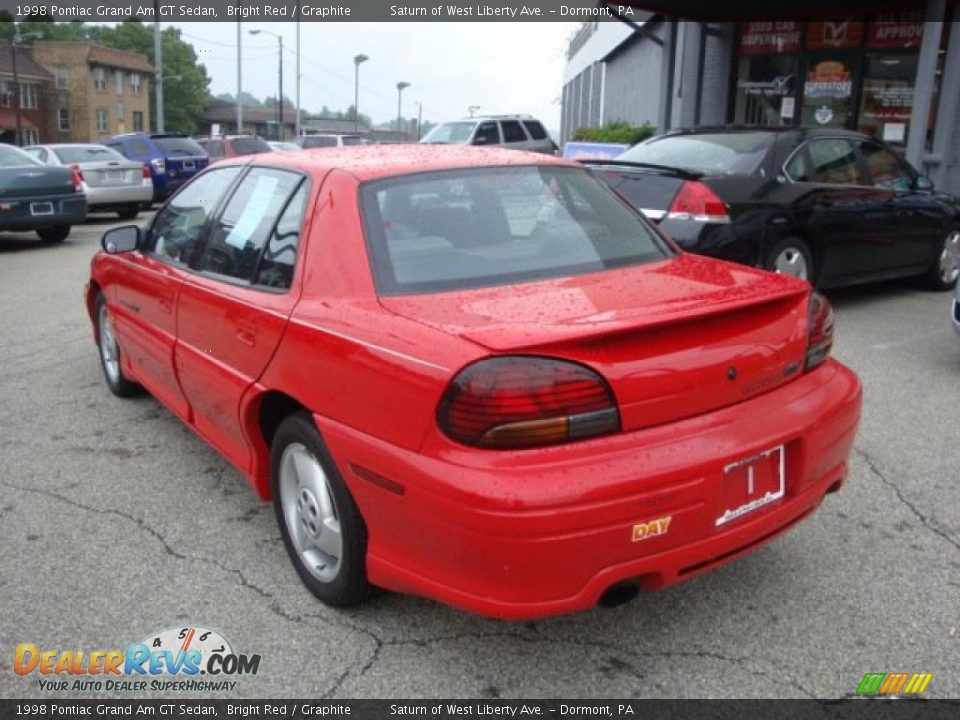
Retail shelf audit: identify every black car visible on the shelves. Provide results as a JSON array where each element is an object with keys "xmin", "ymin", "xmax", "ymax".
[
  {"xmin": 588, "ymin": 127, "xmax": 960, "ymax": 291},
  {"xmin": 0, "ymin": 144, "xmax": 86, "ymax": 242}
]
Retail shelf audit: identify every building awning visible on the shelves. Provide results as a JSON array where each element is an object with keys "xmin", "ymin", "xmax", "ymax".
[
  {"xmin": 603, "ymin": 1, "xmax": 920, "ymax": 20},
  {"xmin": 0, "ymin": 109, "xmax": 37, "ymax": 131}
]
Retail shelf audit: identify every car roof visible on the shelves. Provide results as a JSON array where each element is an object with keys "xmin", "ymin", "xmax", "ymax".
[{"xmin": 219, "ymin": 144, "xmax": 573, "ymax": 182}]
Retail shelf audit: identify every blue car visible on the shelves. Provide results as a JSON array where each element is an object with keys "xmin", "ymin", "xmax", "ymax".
[{"xmin": 101, "ymin": 133, "xmax": 208, "ymax": 202}]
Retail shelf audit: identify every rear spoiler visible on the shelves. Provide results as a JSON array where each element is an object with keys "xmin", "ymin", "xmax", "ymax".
[{"xmin": 579, "ymin": 159, "xmax": 703, "ymax": 181}]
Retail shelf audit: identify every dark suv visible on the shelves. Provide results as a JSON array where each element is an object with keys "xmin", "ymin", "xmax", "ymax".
[{"xmin": 101, "ymin": 133, "xmax": 208, "ymax": 201}]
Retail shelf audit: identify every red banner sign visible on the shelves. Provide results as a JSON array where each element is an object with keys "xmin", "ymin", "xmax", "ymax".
[
  {"xmin": 806, "ymin": 19, "xmax": 864, "ymax": 50},
  {"xmin": 739, "ymin": 22, "xmax": 802, "ymax": 55},
  {"xmin": 867, "ymin": 12, "xmax": 925, "ymax": 49}
]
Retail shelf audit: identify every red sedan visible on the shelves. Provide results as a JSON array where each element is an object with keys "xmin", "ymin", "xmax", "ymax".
[{"xmin": 86, "ymin": 146, "xmax": 862, "ymax": 619}]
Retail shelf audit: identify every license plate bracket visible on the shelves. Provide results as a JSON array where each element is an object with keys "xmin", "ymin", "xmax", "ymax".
[
  {"xmin": 715, "ymin": 445, "xmax": 785, "ymax": 527},
  {"xmin": 30, "ymin": 202, "xmax": 54, "ymax": 216}
]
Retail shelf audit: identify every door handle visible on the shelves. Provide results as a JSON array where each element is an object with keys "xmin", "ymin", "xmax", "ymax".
[{"xmin": 235, "ymin": 321, "xmax": 256, "ymax": 347}]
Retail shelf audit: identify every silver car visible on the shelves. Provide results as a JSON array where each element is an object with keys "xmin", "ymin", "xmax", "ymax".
[
  {"xmin": 24, "ymin": 144, "xmax": 153, "ymax": 220},
  {"xmin": 421, "ymin": 115, "xmax": 557, "ymax": 154}
]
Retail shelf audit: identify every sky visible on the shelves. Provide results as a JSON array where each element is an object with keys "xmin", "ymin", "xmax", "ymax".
[{"xmin": 170, "ymin": 22, "xmax": 578, "ymax": 133}]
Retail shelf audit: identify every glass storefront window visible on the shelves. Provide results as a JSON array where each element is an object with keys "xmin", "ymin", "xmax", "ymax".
[
  {"xmin": 857, "ymin": 52, "xmax": 918, "ymax": 146},
  {"xmin": 734, "ymin": 55, "xmax": 798, "ymax": 126},
  {"xmin": 801, "ymin": 58, "xmax": 858, "ymax": 129}
]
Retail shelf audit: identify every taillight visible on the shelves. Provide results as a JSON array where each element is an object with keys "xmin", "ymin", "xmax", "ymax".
[
  {"xmin": 437, "ymin": 356, "xmax": 620, "ymax": 449},
  {"xmin": 142, "ymin": 164, "xmax": 151, "ymax": 179},
  {"xmin": 805, "ymin": 291, "xmax": 834, "ymax": 372},
  {"xmin": 70, "ymin": 164, "xmax": 84, "ymax": 192},
  {"xmin": 150, "ymin": 157, "xmax": 166, "ymax": 173},
  {"xmin": 666, "ymin": 181, "xmax": 730, "ymax": 223}
]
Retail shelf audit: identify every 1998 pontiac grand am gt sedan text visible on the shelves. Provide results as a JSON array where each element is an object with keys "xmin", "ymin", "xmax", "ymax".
[{"xmin": 86, "ymin": 146, "xmax": 862, "ymax": 619}]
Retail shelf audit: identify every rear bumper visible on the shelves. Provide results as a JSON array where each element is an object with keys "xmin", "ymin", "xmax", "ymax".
[
  {"xmin": 85, "ymin": 183, "xmax": 153, "ymax": 208},
  {"xmin": 0, "ymin": 193, "xmax": 86, "ymax": 230},
  {"xmin": 319, "ymin": 359, "xmax": 862, "ymax": 619}
]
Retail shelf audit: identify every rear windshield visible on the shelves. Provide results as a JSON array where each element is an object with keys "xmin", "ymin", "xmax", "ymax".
[
  {"xmin": 421, "ymin": 122, "xmax": 476, "ymax": 144},
  {"xmin": 154, "ymin": 136, "xmax": 206, "ymax": 156},
  {"xmin": 54, "ymin": 146, "xmax": 127, "ymax": 164},
  {"xmin": 619, "ymin": 132, "xmax": 774, "ymax": 175},
  {"xmin": 361, "ymin": 166, "xmax": 670, "ymax": 295},
  {"xmin": 231, "ymin": 137, "xmax": 271, "ymax": 155}
]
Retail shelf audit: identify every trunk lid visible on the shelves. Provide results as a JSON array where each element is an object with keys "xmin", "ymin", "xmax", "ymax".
[
  {"xmin": 380, "ymin": 254, "xmax": 811, "ymax": 432},
  {"xmin": 78, "ymin": 160, "xmax": 143, "ymax": 188},
  {"xmin": 590, "ymin": 163, "xmax": 690, "ymax": 220},
  {"xmin": 0, "ymin": 166, "xmax": 75, "ymax": 198}
]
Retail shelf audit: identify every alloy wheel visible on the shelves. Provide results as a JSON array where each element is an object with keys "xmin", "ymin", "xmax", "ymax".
[
  {"xmin": 939, "ymin": 230, "xmax": 960, "ymax": 285},
  {"xmin": 773, "ymin": 247, "xmax": 809, "ymax": 280},
  {"xmin": 98, "ymin": 304, "xmax": 121, "ymax": 385}
]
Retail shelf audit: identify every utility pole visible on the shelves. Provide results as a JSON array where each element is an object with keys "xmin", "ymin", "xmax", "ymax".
[
  {"xmin": 277, "ymin": 34, "xmax": 283, "ymax": 140},
  {"xmin": 353, "ymin": 54, "xmax": 368, "ymax": 132},
  {"xmin": 295, "ymin": 9, "xmax": 300, "ymax": 137},
  {"xmin": 154, "ymin": 18, "xmax": 164, "ymax": 132},
  {"xmin": 236, "ymin": 20, "xmax": 242, "ymax": 134}
]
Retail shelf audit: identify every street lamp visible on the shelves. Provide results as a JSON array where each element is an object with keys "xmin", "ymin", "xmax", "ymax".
[
  {"xmin": 396, "ymin": 81, "xmax": 410, "ymax": 138},
  {"xmin": 468, "ymin": 105, "xmax": 481, "ymax": 118},
  {"xmin": 10, "ymin": 26, "xmax": 43, "ymax": 146},
  {"xmin": 353, "ymin": 53, "xmax": 368, "ymax": 132},
  {"xmin": 250, "ymin": 29, "xmax": 284, "ymax": 140},
  {"xmin": 414, "ymin": 101, "xmax": 423, "ymax": 141}
]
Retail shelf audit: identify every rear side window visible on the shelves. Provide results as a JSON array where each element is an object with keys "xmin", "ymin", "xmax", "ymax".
[
  {"xmin": 500, "ymin": 120, "xmax": 527, "ymax": 143},
  {"xmin": 341, "ymin": 136, "xmax": 363, "ymax": 146},
  {"xmin": 619, "ymin": 132, "xmax": 774, "ymax": 175},
  {"xmin": 254, "ymin": 184, "xmax": 309, "ymax": 289},
  {"xmin": 522, "ymin": 120, "xmax": 548, "ymax": 140},
  {"xmin": 301, "ymin": 136, "xmax": 337, "ymax": 148},
  {"xmin": 803, "ymin": 138, "xmax": 861, "ymax": 185},
  {"xmin": 361, "ymin": 166, "xmax": 670, "ymax": 295},
  {"xmin": 207, "ymin": 140, "xmax": 225, "ymax": 158},
  {"xmin": 128, "ymin": 139, "xmax": 152, "ymax": 156},
  {"xmin": 858, "ymin": 140, "xmax": 913, "ymax": 190},
  {"xmin": 150, "ymin": 167, "xmax": 243, "ymax": 265},
  {"xmin": 197, "ymin": 168, "xmax": 304, "ymax": 283}
]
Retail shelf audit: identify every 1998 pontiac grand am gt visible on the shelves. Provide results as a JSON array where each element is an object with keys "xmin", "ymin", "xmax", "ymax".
[{"xmin": 86, "ymin": 145, "xmax": 862, "ymax": 618}]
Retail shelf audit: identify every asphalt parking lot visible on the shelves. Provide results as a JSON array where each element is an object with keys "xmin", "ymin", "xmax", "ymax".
[{"xmin": 1, "ymin": 216, "xmax": 957, "ymax": 700}]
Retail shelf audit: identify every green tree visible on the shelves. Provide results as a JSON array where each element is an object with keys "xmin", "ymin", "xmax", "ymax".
[{"xmin": 97, "ymin": 21, "xmax": 210, "ymax": 134}]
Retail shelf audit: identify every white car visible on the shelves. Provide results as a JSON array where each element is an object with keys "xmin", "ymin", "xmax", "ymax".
[
  {"xmin": 24, "ymin": 144, "xmax": 153, "ymax": 219},
  {"xmin": 421, "ymin": 115, "xmax": 557, "ymax": 154},
  {"xmin": 296, "ymin": 134, "xmax": 365, "ymax": 149}
]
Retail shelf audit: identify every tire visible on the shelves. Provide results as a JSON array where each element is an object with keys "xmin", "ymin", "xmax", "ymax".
[
  {"xmin": 764, "ymin": 236, "xmax": 814, "ymax": 283},
  {"xmin": 271, "ymin": 413, "xmax": 372, "ymax": 608},
  {"xmin": 922, "ymin": 227, "xmax": 960, "ymax": 291},
  {"xmin": 117, "ymin": 204, "xmax": 140, "ymax": 220},
  {"xmin": 36, "ymin": 225, "xmax": 71, "ymax": 243},
  {"xmin": 95, "ymin": 293, "xmax": 142, "ymax": 398}
]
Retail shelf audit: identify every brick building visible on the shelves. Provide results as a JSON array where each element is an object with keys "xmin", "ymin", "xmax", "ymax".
[
  {"xmin": 0, "ymin": 45, "xmax": 53, "ymax": 146},
  {"xmin": 29, "ymin": 41, "xmax": 153, "ymax": 143}
]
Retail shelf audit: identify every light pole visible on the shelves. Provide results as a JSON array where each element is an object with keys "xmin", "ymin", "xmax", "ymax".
[
  {"xmin": 10, "ymin": 26, "xmax": 43, "ymax": 146},
  {"xmin": 353, "ymin": 53, "xmax": 368, "ymax": 132},
  {"xmin": 154, "ymin": 20, "xmax": 164, "ymax": 132},
  {"xmin": 468, "ymin": 105, "xmax": 481, "ymax": 118},
  {"xmin": 295, "ymin": 12, "xmax": 300, "ymax": 137},
  {"xmin": 415, "ymin": 101, "xmax": 423, "ymax": 140},
  {"xmin": 396, "ymin": 81, "xmax": 410, "ymax": 138},
  {"xmin": 236, "ymin": 21, "xmax": 242, "ymax": 133},
  {"xmin": 250, "ymin": 29, "xmax": 284, "ymax": 140}
]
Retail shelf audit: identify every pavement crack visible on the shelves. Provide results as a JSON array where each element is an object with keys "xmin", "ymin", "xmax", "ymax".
[{"xmin": 855, "ymin": 448, "xmax": 960, "ymax": 552}]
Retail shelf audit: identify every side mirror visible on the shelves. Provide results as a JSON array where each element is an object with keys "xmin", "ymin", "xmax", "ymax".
[
  {"xmin": 914, "ymin": 175, "xmax": 934, "ymax": 191},
  {"xmin": 101, "ymin": 225, "xmax": 140, "ymax": 254}
]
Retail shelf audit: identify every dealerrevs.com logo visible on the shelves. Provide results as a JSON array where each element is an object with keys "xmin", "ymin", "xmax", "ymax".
[{"xmin": 14, "ymin": 626, "xmax": 261, "ymax": 692}]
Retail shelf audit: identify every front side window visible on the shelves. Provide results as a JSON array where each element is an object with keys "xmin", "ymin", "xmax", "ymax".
[
  {"xmin": 361, "ymin": 166, "xmax": 670, "ymax": 295},
  {"xmin": 858, "ymin": 140, "xmax": 913, "ymax": 190},
  {"xmin": 149, "ymin": 167, "xmax": 243, "ymax": 265},
  {"xmin": 197, "ymin": 168, "xmax": 305, "ymax": 282},
  {"xmin": 473, "ymin": 122, "xmax": 500, "ymax": 146},
  {"xmin": 500, "ymin": 120, "xmax": 527, "ymax": 143},
  {"xmin": 255, "ymin": 183, "xmax": 309, "ymax": 289}
]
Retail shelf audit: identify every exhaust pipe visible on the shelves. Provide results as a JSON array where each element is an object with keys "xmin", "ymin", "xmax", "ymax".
[{"xmin": 597, "ymin": 581, "xmax": 639, "ymax": 609}]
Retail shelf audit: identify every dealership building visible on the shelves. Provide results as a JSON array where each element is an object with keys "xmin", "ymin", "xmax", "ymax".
[{"xmin": 561, "ymin": 1, "xmax": 960, "ymax": 194}]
